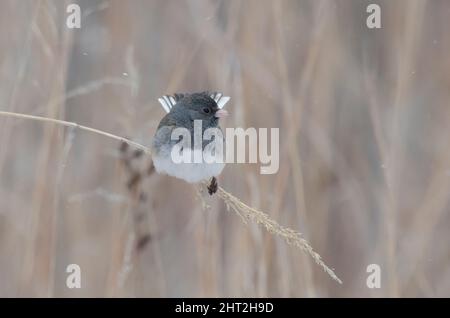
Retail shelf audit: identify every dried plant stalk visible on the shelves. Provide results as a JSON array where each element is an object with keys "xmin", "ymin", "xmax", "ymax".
[
  {"xmin": 0, "ymin": 110, "xmax": 342, "ymax": 284},
  {"xmin": 0, "ymin": 111, "xmax": 149, "ymax": 154},
  {"xmin": 213, "ymin": 184, "xmax": 342, "ymax": 284}
]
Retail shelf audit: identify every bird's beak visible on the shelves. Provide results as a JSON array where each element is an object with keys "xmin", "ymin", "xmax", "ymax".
[{"xmin": 215, "ymin": 109, "xmax": 228, "ymax": 118}]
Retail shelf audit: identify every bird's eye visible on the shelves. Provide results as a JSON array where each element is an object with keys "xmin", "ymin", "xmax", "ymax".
[{"xmin": 202, "ymin": 107, "xmax": 210, "ymax": 114}]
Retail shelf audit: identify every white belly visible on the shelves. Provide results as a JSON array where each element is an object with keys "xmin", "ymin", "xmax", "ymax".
[{"xmin": 152, "ymin": 146, "xmax": 225, "ymax": 183}]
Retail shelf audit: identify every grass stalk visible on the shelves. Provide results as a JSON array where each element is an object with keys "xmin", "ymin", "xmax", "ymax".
[{"xmin": 0, "ymin": 110, "xmax": 342, "ymax": 284}]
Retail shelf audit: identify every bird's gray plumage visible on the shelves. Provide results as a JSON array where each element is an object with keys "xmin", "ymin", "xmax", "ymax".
[
  {"xmin": 153, "ymin": 92, "xmax": 223, "ymax": 154},
  {"xmin": 151, "ymin": 91, "xmax": 229, "ymax": 185}
]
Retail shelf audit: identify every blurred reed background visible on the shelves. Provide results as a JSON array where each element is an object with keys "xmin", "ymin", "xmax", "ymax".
[{"xmin": 0, "ymin": 0, "xmax": 449, "ymax": 297}]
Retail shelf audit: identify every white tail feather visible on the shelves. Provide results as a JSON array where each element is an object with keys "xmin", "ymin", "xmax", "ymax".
[
  {"xmin": 158, "ymin": 93, "xmax": 230, "ymax": 113},
  {"xmin": 217, "ymin": 96, "xmax": 230, "ymax": 109},
  {"xmin": 211, "ymin": 92, "xmax": 222, "ymax": 103},
  {"xmin": 158, "ymin": 98, "xmax": 170, "ymax": 113}
]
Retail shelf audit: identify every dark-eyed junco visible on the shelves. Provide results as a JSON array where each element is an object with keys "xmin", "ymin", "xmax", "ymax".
[{"xmin": 152, "ymin": 92, "xmax": 230, "ymax": 194}]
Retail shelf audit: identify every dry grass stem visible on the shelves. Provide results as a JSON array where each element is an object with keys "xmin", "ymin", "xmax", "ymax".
[
  {"xmin": 0, "ymin": 110, "xmax": 342, "ymax": 284},
  {"xmin": 213, "ymin": 184, "xmax": 342, "ymax": 284},
  {"xmin": 0, "ymin": 111, "xmax": 150, "ymax": 154}
]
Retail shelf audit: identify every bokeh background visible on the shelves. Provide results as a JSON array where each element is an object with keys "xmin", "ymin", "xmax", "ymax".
[{"xmin": 0, "ymin": 0, "xmax": 449, "ymax": 297}]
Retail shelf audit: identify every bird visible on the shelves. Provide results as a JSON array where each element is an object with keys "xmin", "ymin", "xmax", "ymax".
[{"xmin": 151, "ymin": 92, "xmax": 230, "ymax": 194}]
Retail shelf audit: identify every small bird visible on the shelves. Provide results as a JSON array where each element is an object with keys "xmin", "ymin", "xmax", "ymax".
[{"xmin": 152, "ymin": 92, "xmax": 230, "ymax": 194}]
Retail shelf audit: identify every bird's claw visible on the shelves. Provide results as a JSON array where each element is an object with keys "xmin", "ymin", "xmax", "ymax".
[{"xmin": 207, "ymin": 177, "xmax": 218, "ymax": 195}]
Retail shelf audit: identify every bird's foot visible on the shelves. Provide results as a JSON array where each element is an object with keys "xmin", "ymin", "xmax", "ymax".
[{"xmin": 207, "ymin": 177, "xmax": 218, "ymax": 195}]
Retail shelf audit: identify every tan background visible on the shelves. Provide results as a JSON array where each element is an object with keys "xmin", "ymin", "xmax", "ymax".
[{"xmin": 0, "ymin": 0, "xmax": 449, "ymax": 297}]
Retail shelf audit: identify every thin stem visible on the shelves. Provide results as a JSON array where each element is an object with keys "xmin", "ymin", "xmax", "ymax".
[
  {"xmin": 0, "ymin": 110, "xmax": 342, "ymax": 284},
  {"xmin": 0, "ymin": 111, "xmax": 150, "ymax": 154}
]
